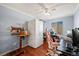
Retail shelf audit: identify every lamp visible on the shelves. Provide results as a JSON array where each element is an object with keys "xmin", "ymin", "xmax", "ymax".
[
  {"xmin": 67, "ymin": 31, "xmax": 71, "ymax": 34},
  {"xmin": 44, "ymin": 12, "xmax": 50, "ymax": 15}
]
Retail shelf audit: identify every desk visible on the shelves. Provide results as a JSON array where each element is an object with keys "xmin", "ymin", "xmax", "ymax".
[{"xmin": 57, "ymin": 38, "xmax": 79, "ymax": 56}]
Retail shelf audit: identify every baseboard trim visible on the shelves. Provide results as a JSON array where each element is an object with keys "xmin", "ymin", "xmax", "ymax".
[
  {"xmin": 0, "ymin": 45, "xmax": 27, "ymax": 56},
  {"xmin": 3, "ymin": 48, "xmax": 24, "ymax": 56},
  {"xmin": 0, "ymin": 48, "xmax": 19, "ymax": 56}
]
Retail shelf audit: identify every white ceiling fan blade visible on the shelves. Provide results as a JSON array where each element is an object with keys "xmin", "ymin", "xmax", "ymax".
[
  {"xmin": 38, "ymin": 3, "xmax": 48, "ymax": 10},
  {"xmin": 49, "ymin": 4, "xmax": 65, "ymax": 11}
]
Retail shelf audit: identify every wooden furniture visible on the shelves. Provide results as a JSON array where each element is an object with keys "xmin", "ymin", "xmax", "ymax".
[
  {"xmin": 19, "ymin": 31, "xmax": 29, "ymax": 48},
  {"xmin": 10, "ymin": 26, "xmax": 29, "ymax": 56},
  {"xmin": 10, "ymin": 26, "xmax": 23, "ymax": 35}
]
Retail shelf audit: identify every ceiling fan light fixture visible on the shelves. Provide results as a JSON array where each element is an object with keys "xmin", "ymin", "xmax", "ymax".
[{"xmin": 44, "ymin": 12, "xmax": 50, "ymax": 15}]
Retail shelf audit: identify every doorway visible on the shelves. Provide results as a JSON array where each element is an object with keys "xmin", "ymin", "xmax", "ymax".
[{"xmin": 51, "ymin": 22, "xmax": 63, "ymax": 35}]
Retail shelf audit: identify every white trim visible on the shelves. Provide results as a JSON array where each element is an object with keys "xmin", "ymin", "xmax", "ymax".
[
  {"xmin": 0, "ymin": 4, "xmax": 34, "ymax": 18},
  {"xmin": 0, "ymin": 48, "xmax": 19, "ymax": 56},
  {"xmin": 0, "ymin": 45, "xmax": 27, "ymax": 56}
]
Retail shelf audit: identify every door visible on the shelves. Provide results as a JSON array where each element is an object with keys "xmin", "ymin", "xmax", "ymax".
[{"xmin": 51, "ymin": 22, "xmax": 63, "ymax": 35}]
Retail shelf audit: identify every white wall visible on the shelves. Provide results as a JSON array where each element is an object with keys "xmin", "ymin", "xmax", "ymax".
[
  {"xmin": 44, "ymin": 16, "xmax": 74, "ymax": 35},
  {"xmin": 35, "ymin": 20, "xmax": 43, "ymax": 48},
  {"xmin": 22, "ymin": 22, "xmax": 28, "ymax": 31},
  {"xmin": 74, "ymin": 7, "xmax": 79, "ymax": 28},
  {"xmin": 28, "ymin": 19, "xmax": 43, "ymax": 48}
]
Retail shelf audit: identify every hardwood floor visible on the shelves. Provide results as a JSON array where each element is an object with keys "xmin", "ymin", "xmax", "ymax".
[{"xmin": 20, "ymin": 40, "xmax": 48, "ymax": 56}]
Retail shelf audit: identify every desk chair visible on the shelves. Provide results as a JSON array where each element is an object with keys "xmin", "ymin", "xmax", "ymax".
[{"xmin": 45, "ymin": 29, "xmax": 61, "ymax": 56}]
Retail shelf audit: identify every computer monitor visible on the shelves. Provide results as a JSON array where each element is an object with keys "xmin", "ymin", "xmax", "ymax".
[{"xmin": 72, "ymin": 28, "xmax": 79, "ymax": 47}]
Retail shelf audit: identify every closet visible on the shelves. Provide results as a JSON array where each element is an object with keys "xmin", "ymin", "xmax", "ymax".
[{"xmin": 28, "ymin": 19, "xmax": 43, "ymax": 48}]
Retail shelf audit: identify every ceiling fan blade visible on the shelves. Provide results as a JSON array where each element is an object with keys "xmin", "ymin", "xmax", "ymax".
[
  {"xmin": 49, "ymin": 11, "xmax": 53, "ymax": 15},
  {"xmin": 49, "ymin": 4, "xmax": 64, "ymax": 11},
  {"xmin": 38, "ymin": 3, "xmax": 48, "ymax": 10}
]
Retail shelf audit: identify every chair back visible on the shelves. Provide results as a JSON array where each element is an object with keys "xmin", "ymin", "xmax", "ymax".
[{"xmin": 45, "ymin": 29, "xmax": 58, "ymax": 49}]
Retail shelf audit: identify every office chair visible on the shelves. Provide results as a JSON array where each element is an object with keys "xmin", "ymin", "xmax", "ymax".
[{"xmin": 45, "ymin": 29, "xmax": 61, "ymax": 56}]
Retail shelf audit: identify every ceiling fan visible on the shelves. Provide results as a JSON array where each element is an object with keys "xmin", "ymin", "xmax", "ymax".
[{"xmin": 38, "ymin": 3, "xmax": 56, "ymax": 16}]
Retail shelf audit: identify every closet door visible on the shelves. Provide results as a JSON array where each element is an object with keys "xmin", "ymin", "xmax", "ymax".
[
  {"xmin": 51, "ymin": 22, "xmax": 63, "ymax": 35},
  {"xmin": 57, "ymin": 22, "xmax": 63, "ymax": 35},
  {"xmin": 51, "ymin": 22, "xmax": 58, "ymax": 33}
]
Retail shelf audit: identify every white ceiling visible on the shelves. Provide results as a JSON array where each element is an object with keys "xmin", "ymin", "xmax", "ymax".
[{"xmin": 0, "ymin": 3, "xmax": 79, "ymax": 20}]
